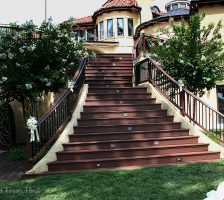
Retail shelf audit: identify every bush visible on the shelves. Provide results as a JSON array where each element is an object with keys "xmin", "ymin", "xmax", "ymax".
[{"xmin": 9, "ymin": 147, "xmax": 26, "ymax": 161}]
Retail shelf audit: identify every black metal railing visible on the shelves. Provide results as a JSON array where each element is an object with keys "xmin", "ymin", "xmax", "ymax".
[
  {"xmin": 27, "ymin": 58, "xmax": 88, "ymax": 161},
  {"xmin": 135, "ymin": 58, "xmax": 224, "ymax": 144}
]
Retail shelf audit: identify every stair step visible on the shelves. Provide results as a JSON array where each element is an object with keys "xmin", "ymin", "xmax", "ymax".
[
  {"xmin": 74, "ymin": 122, "xmax": 182, "ymax": 134},
  {"xmin": 48, "ymin": 151, "xmax": 220, "ymax": 171},
  {"xmin": 85, "ymin": 80, "xmax": 131, "ymax": 85},
  {"xmin": 78, "ymin": 116, "xmax": 173, "ymax": 126},
  {"xmin": 83, "ymin": 104, "xmax": 162, "ymax": 112},
  {"xmin": 87, "ymin": 93, "xmax": 152, "ymax": 100},
  {"xmin": 88, "ymin": 88, "xmax": 147, "ymax": 94},
  {"xmin": 80, "ymin": 110, "xmax": 167, "ymax": 119},
  {"xmin": 58, "ymin": 144, "xmax": 209, "ymax": 161},
  {"xmin": 85, "ymin": 73, "xmax": 132, "ymax": 76},
  {"xmin": 69, "ymin": 129, "xmax": 190, "ymax": 142},
  {"xmin": 85, "ymin": 99, "xmax": 156, "ymax": 106},
  {"xmin": 89, "ymin": 58, "xmax": 132, "ymax": 62},
  {"xmin": 88, "ymin": 63, "xmax": 132, "ymax": 67},
  {"xmin": 86, "ymin": 69, "xmax": 132, "ymax": 73},
  {"xmin": 86, "ymin": 76, "xmax": 132, "ymax": 81},
  {"xmin": 63, "ymin": 136, "xmax": 199, "ymax": 151}
]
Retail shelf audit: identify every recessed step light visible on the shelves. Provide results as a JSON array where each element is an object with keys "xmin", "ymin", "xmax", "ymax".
[
  {"xmin": 116, "ymin": 90, "xmax": 120, "ymax": 93},
  {"xmin": 119, "ymin": 101, "xmax": 124, "ymax": 104},
  {"xmin": 128, "ymin": 127, "xmax": 133, "ymax": 131},
  {"xmin": 104, "ymin": 77, "xmax": 107, "ymax": 80},
  {"xmin": 110, "ymin": 144, "xmax": 116, "ymax": 148},
  {"xmin": 176, "ymin": 157, "xmax": 182, "ymax": 162},
  {"xmin": 96, "ymin": 163, "xmax": 101, "ymax": 167},
  {"xmin": 153, "ymin": 141, "xmax": 160, "ymax": 145},
  {"xmin": 123, "ymin": 113, "xmax": 128, "ymax": 117}
]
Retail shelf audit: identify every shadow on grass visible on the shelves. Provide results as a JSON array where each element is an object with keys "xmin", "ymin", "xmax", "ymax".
[{"xmin": 0, "ymin": 161, "xmax": 224, "ymax": 200}]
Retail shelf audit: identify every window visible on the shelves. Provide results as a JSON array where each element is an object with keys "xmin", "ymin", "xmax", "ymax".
[
  {"xmin": 217, "ymin": 86, "xmax": 224, "ymax": 114},
  {"xmin": 87, "ymin": 29, "xmax": 94, "ymax": 41},
  {"xmin": 166, "ymin": 6, "xmax": 171, "ymax": 12},
  {"xmin": 128, "ymin": 18, "xmax": 134, "ymax": 36},
  {"xmin": 179, "ymin": 4, "xmax": 186, "ymax": 9},
  {"xmin": 117, "ymin": 18, "xmax": 124, "ymax": 36},
  {"xmin": 100, "ymin": 21, "xmax": 104, "ymax": 39},
  {"xmin": 78, "ymin": 30, "xmax": 85, "ymax": 39},
  {"xmin": 107, "ymin": 19, "xmax": 113, "ymax": 38},
  {"xmin": 172, "ymin": 4, "xmax": 178, "ymax": 10}
]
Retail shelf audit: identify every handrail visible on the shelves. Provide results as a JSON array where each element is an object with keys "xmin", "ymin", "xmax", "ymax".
[
  {"xmin": 27, "ymin": 57, "xmax": 88, "ymax": 161},
  {"xmin": 133, "ymin": 36, "xmax": 224, "ymax": 145}
]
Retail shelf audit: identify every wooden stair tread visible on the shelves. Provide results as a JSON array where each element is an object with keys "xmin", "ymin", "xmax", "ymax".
[
  {"xmin": 64, "ymin": 136, "xmax": 199, "ymax": 145},
  {"xmin": 49, "ymin": 151, "xmax": 219, "ymax": 164}
]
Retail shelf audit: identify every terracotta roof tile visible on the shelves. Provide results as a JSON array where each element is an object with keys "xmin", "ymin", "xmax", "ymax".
[
  {"xmin": 102, "ymin": 0, "xmax": 138, "ymax": 9},
  {"xmin": 75, "ymin": 16, "xmax": 93, "ymax": 24}
]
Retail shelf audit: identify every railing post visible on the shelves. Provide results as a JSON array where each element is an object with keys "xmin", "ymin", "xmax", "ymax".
[
  {"xmin": 180, "ymin": 90, "xmax": 185, "ymax": 116},
  {"xmin": 142, "ymin": 34, "xmax": 146, "ymax": 51},
  {"xmin": 26, "ymin": 130, "xmax": 33, "ymax": 161},
  {"xmin": 135, "ymin": 64, "xmax": 140, "ymax": 86},
  {"xmin": 148, "ymin": 59, "xmax": 152, "ymax": 84}
]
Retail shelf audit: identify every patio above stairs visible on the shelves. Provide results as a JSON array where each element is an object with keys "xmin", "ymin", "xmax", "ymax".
[{"xmin": 47, "ymin": 54, "xmax": 220, "ymax": 173}]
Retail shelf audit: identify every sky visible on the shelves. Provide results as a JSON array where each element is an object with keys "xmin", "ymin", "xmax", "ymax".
[{"xmin": 0, "ymin": 0, "xmax": 170, "ymax": 25}]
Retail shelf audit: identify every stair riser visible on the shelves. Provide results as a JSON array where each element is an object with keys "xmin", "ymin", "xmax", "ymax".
[
  {"xmin": 88, "ymin": 64, "xmax": 132, "ymax": 67},
  {"xmin": 96, "ymin": 54, "xmax": 132, "ymax": 57},
  {"xmin": 86, "ymin": 73, "xmax": 132, "ymax": 76},
  {"xmin": 88, "ymin": 88, "xmax": 146, "ymax": 93},
  {"xmin": 86, "ymin": 80, "xmax": 131, "ymax": 85},
  {"xmin": 80, "ymin": 110, "xmax": 167, "ymax": 119},
  {"xmin": 63, "ymin": 137, "xmax": 199, "ymax": 151},
  {"xmin": 48, "ymin": 153, "xmax": 219, "ymax": 171},
  {"xmin": 89, "ymin": 61, "xmax": 132, "ymax": 64},
  {"xmin": 57, "ymin": 145, "xmax": 208, "ymax": 161},
  {"xmin": 83, "ymin": 104, "xmax": 161, "ymax": 112},
  {"xmin": 87, "ymin": 94, "xmax": 152, "ymax": 100},
  {"xmin": 78, "ymin": 117, "xmax": 174, "ymax": 126},
  {"xmin": 85, "ymin": 99, "xmax": 156, "ymax": 106},
  {"xmin": 89, "ymin": 59, "xmax": 132, "ymax": 62},
  {"xmin": 86, "ymin": 77, "xmax": 132, "ymax": 81},
  {"xmin": 86, "ymin": 70, "xmax": 132, "ymax": 73},
  {"xmin": 74, "ymin": 123, "xmax": 181, "ymax": 134},
  {"xmin": 69, "ymin": 130, "xmax": 189, "ymax": 142}
]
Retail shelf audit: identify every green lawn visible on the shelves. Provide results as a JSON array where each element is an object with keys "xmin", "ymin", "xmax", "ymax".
[{"xmin": 1, "ymin": 161, "xmax": 224, "ymax": 200}]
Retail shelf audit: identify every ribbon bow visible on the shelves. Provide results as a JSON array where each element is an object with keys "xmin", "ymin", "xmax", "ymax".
[
  {"xmin": 27, "ymin": 116, "xmax": 40, "ymax": 142},
  {"xmin": 178, "ymin": 79, "xmax": 184, "ymax": 91},
  {"xmin": 68, "ymin": 80, "xmax": 75, "ymax": 92}
]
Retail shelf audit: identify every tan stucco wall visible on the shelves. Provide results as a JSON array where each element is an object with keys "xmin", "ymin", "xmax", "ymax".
[
  {"xmin": 136, "ymin": 0, "xmax": 153, "ymax": 23},
  {"xmin": 141, "ymin": 20, "xmax": 183, "ymax": 36},
  {"xmin": 199, "ymin": 5, "xmax": 224, "ymax": 41}
]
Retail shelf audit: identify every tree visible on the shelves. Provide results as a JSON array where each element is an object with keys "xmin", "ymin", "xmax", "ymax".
[
  {"xmin": 153, "ymin": 14, "xmax": 224, "ymax": 96},
  {"xmin": 0, "ymin": 19, "xmax": 94, "ymax": 107}
]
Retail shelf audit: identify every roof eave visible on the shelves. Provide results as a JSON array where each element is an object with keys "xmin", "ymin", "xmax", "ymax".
[
  {"xmin": 93, "ymin": 6, "xmax": 141, "ymax": 20},
  {"xmin": 135, "ymin": 14, "xmax": 190, "ymax": 38}
]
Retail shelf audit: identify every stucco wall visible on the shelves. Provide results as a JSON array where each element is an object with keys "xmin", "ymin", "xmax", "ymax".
[
  {"xmin": 199, "ymin": 5, "xmax": 224, "ymax": 40},
  {"xmin": 136, "ymin": 0, "xmax": 153, "ymax": 23}
]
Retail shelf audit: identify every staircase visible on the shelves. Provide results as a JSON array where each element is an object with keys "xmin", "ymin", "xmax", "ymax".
[{"xmin": 48, "ymin": 54, "xmax": 220, "ymax": 173}]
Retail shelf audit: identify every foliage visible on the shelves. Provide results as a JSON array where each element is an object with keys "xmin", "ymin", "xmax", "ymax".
[
  {"xmin": 9, "ymin": 146, "xmax": 26, "ymax": 161},
  {"xmin": 0, "ymin": 19, "xmax": 95, "ymax": 104},
  {"xmin": 152, "ymin": 15, "xmax": 224, "ymax": 96}
]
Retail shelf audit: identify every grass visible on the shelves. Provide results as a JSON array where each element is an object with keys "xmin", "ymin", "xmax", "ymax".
[{"xmin": 0, "ymin": 162, "xmax": 224, "ymax": 200}]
